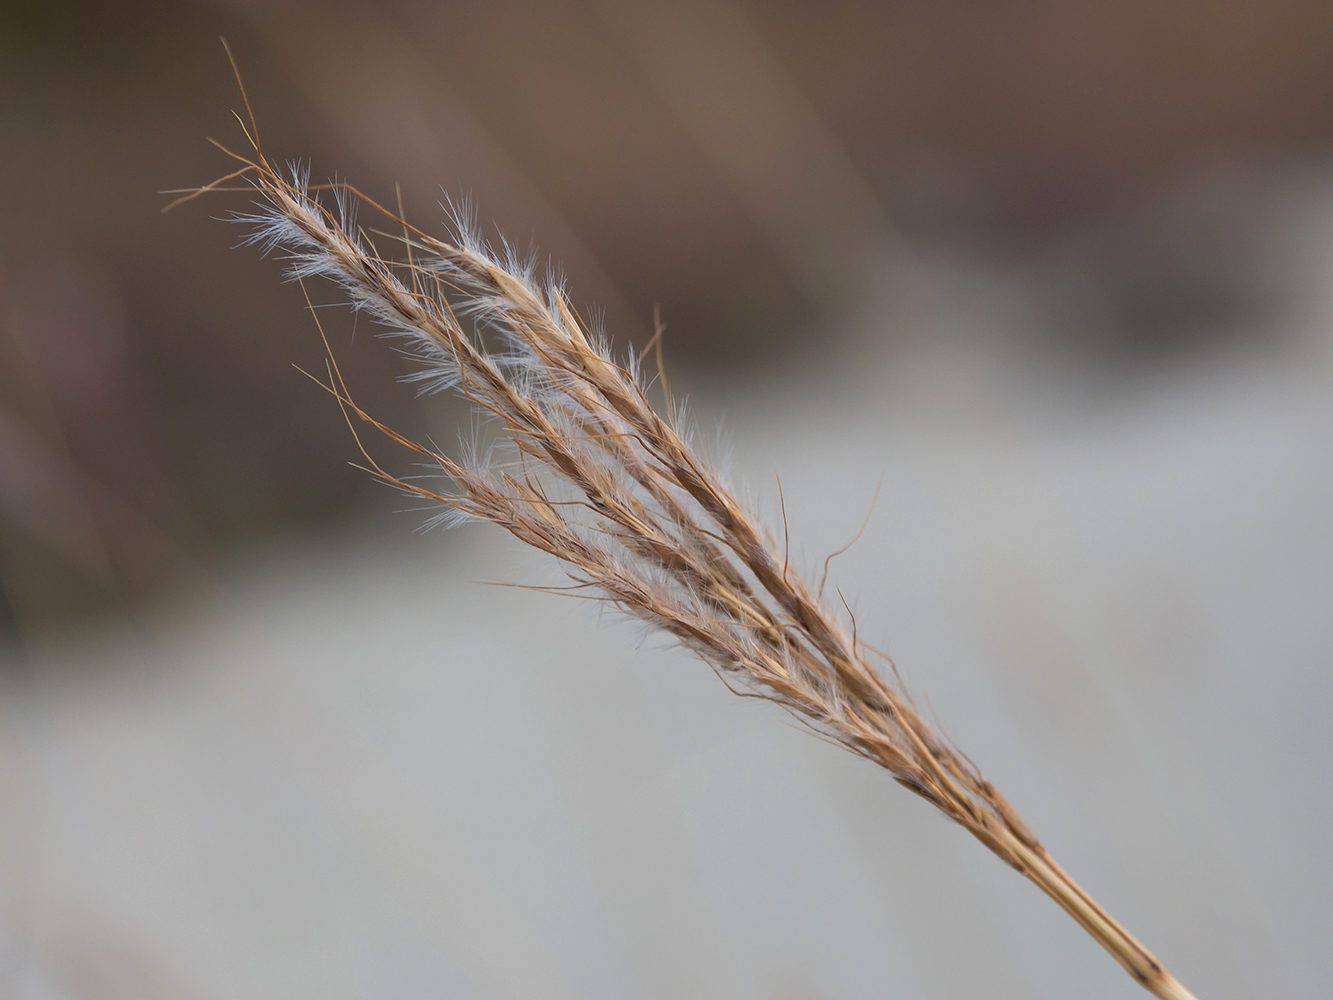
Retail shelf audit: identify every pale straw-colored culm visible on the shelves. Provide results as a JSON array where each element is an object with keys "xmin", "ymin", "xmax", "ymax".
[{"xmin": 169, "ymin": 44, "xmax": 1199, "ymax": 1000}]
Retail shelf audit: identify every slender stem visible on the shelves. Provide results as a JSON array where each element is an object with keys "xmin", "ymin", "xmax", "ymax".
[{"xmin": 994, "ymin": 829, "xmax": 1198, "ymax": 1000}]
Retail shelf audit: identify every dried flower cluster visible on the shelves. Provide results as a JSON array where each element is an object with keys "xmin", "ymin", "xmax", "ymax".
[{"xmin": 172, "ymin": 48, "xmax": 1199, "ymax": 1000}]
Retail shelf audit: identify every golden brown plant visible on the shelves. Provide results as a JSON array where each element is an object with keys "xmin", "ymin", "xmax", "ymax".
[{"xmin": 173, "ymin": 45, "xmax": 1200, "ymax": 1000}]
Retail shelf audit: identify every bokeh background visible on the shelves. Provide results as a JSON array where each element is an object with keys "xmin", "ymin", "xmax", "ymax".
[{"xmin": 2, "ymin": 2, "xmax": 1331, "ymax": 998}]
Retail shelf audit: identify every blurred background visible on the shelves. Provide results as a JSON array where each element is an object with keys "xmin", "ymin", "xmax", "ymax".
[{"xmin": 1, "ymin": 1, "xmax": 1331, "ymax": 998}]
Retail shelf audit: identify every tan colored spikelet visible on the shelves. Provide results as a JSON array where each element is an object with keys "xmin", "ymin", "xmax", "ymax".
[{"xmin": 174, "ymin": 43, "xmax": 1200, "ymax": 1000}]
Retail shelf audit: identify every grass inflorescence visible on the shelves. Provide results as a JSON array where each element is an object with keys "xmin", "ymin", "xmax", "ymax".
[{"xmin": 169, "ymin": 42, "xmax": 1200, "ymax": 1000}]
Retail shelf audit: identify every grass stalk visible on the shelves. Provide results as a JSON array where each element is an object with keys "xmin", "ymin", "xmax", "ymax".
[{"xmin": 176, "ymin": 48, "xmax": 1200, "ymax": 999}]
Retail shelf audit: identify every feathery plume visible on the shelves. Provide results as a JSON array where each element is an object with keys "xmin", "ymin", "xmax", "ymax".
[{"xmin": 173, "ymin": 45, "xmax": 1199, "ymax": 1000}]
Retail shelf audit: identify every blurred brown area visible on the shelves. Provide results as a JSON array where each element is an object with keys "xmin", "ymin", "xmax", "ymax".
[{"xmin": 2, "ymin": 0, "xmax": 1333, "ymax": 632}]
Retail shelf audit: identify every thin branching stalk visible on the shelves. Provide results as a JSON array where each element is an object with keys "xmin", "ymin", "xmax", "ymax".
[{"xmin": 174, "ymin": 45, "xmax": 1199, "ymax": 1000}]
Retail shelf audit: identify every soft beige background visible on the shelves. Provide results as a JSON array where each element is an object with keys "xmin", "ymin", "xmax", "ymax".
[{"xmin": 4, "ymin": 3, "xmax": 1333, "ymax": 997}]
